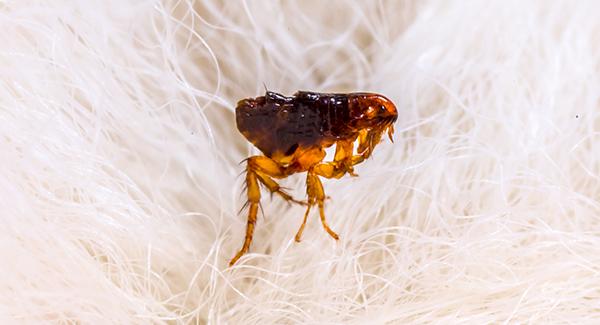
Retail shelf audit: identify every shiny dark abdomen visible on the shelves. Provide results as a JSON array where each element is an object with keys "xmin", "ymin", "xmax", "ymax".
[{"xmin": 236, "ymin": 91, "xmax": 354, "ymax": 158}]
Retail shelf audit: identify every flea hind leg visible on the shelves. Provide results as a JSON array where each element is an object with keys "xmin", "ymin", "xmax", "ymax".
[
  {"xmin": 250, "ymin": 156, "xmax": 305, "ymax": 205},
  {"xmin": 255, "ymin": 172, "xmax": 305, "ymax": 205},
  {"xmin": 295, "ymin": 170, "xmax": 339, "ymax": 242},
  {"xmin": 230, "ymin": 165, "xmax": 261, "ymax": 266},
  {"xmin": 230, "ymin": 155, "xmax": 301, "ymax": 266}
]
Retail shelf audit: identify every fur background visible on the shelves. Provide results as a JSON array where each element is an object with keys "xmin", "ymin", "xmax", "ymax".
[{"xmin": 2, "ymin": 0, "xmax": 600, "ymax": 323}]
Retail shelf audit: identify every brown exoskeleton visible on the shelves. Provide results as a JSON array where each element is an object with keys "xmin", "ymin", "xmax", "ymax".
[{"xmin": 230, "ymin": 90, "xmax": 398, "ymax": 266}]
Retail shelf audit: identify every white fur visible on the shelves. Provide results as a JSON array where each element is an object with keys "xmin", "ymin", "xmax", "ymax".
[{"xmin": 2, "ymin": 0, "xmax": 600, "ymax": 323}]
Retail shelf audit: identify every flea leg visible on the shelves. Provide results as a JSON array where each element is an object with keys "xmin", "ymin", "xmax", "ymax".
[
  {"xmin": 296, "ymin": 170, "xmax": 339, "ymax": 242},
  {"xmin": 249, "ymin": 156, "xmax": 304, "ymax": 205},
  {"xmin": 310, "ymin": 137, "xmax": 379, "ymax": 180},
  {"xmin": 302, "ymin": 140, "xmax": 358, "ymax": 180},
  {"xmin": 333, "ymin": 139, "xmax": 358, "ymax": 177},
  {"xmin": 255, "ymin": 171, "xmax": 305, "ymax": 205},
  {"xmin": 230, "ymin": 166, "xmax": 261, "ymax": 266},
  {"xmin": 356, "ymin": 128, "xmax": 383, "ymax": 160},
  {"xmin": 334, "ymin": 129, "xmax": 385, "ymax": 169},
  {"xmin": 230, "ymin": 155, "xmax": 302, "ymax": 266},
  {"xmin": 294, "ymin": 203, "xmax": 311, "ymax": 242}
]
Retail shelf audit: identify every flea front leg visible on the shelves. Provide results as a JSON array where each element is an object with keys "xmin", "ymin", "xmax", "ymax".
[
  {"xmin": 310, "ymin": 138, "xmax": 375, "ymax": 180},
  {"xmin": 329, "ymin": 129, "xmax": 379, "ymax": 170},
  {"xmin": 356, "ymin": 128, "xmax": 383, "ymax": 160},
  {"xmin": 333, "ymin": 139, "xmax": 358, "ymax": 177},
  {"xmin": 303, "ymin": 140, "xmax": 358, "ymax": 181}
]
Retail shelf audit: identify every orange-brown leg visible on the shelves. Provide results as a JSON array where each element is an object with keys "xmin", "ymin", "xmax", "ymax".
[
  {"xmin": 230, "ymin": 168, "xmax": 261, "ymax": 266},
  {"xmin": 333, "ymin": 139, "xmax": 358, "ymax": 177},
  {"xmin": 329, "ymin": 130, "xmax": 385, "ymax": 169},
  {"xmin": 295, "ymin": 170, "xmax": 339, "ymax": 242},
  {"xmin": 293, "ymin": 134, "xmax": 389, "ymax": 245},
  {"xmin": 304, "ymin": 140, "xmax": 358, "ymax": 181},
  {"xmin": 230, "ymin": 155, "xmax": 301, "ymax": 266},
  {"xmin": 294, "ymin": 203, "xmax": 311, "ymax": 242},
  {"xmin": 249, "ymin": 156, "xmax": 304, "ymax": 205},
  {"xmin": 310, "ymin": 138, "xmax": 377, "ymax": 180},
  {"xmin": 255, "ymin": 172, "xmax": 305, "ymax": 205},
  {"xmin": 356, "ymin": 128, "xmax": 384, "ymax": 160}
]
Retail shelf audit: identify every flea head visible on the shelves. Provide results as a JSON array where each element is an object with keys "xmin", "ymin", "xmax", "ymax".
[{"xmin": 348, "ymin": 93, "xmax": 398, "ymax": 141}]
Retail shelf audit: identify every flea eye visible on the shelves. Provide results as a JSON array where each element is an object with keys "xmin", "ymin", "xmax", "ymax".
[{"xmin": 380, "ymin": 105, "xmax": 386, "ymax": 113}]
